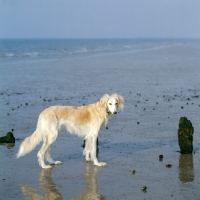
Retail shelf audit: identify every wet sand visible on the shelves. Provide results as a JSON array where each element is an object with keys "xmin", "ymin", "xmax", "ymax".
[{"xmin": 0, "ymin": 43, "xmax": 200, "ymax": 199}]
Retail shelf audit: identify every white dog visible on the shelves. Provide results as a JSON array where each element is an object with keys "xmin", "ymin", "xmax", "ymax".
[{"xmin": 17, "ymin": 94, "xmax": 124, "ymax": 169}]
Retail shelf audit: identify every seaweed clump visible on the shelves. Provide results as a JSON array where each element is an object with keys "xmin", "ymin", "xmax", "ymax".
[
  {"xmin": 178, "ymin": 117, "xmax": 193, "ymax": 154},
  {"xmin": 0, "ymin": 132, "xmax": 15, "ymax": 143}
]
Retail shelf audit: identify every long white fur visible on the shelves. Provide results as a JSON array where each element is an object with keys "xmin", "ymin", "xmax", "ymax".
[{"xmin": 16, "ymin": 94, "xmax": 124, "ymax": 169}]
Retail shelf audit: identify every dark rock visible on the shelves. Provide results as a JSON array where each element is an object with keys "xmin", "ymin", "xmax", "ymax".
[
  {"xmin": 178, "ymin": 117, "xmax": 193, "ymax": 154},
  {"xmin": 192, "ymin": 95, "xmax": 199, "ymax": 98},
  {"xmin": 166, "ymin": 164, "xmax": 172, "ymax": 168},
  {"xmin": 0, "ymin": 132, "xmax": 15, "ymax": 143},
  {"xmin": 159, "ymin": 155, "xmax": 163, "ymax": 159},
  {"xmin": 132, "ymin": 170, "xmax": 136, "ymax": 174},
  {"xmin": 141, "ymin": 186, "xmax": 147, "ymax": 191}
]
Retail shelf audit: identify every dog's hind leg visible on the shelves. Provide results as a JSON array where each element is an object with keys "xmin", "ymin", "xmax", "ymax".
[
  {"xmin": 37, "ymin": 135, "xmax": 52, "ymax": 169},
  {"xmin": 44, "ymin": 128, "xmax": 62, "ymax": 166},
  {"xmin": 37, "ymin": 139, "xmax": 62, "ymax": 169},
  {"xmin": 45, "ymin": 144, "xmax": 62, "ymax": 166}
]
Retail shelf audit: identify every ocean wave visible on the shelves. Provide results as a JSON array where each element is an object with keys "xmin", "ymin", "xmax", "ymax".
[
  {"xmin": 22, "ymin": 52, "xmax": 39, "ymax": 57},
  {"xmin": 123, "ymin": 45, "xmax": 131, "ymax": 49},
  {"xmin": 1, "ymin": 39, "xmax": 196, "ymax": 61},
  {"xmin": 2, "ymin": 52, "xmax": 40, "ymax": 59},
  {"xmin": 74, "ymin": 48, "xmax": 88, "ymax": 53},
  {"xmin": 5, "ymin": 53, "xmax": 15, "ymax": 57}
]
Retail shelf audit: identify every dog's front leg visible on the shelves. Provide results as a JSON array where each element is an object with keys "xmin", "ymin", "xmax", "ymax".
[
  {"xmin": 91, "ymin": 135, "xmax": 106, "ymax": 167},
  {"xmin": 83, "ymin": 137, "xmax": 92, "ymax": 162}
]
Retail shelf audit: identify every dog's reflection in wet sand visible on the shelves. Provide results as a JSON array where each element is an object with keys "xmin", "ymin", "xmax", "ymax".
[
  {"xmin": 20, "ymin": 169, "xmax": 62, "ymax": 200},
  {"xmin": 20, "ymin": 163, "xmax": 105, "ymax": 200},
  {"xmin": 71, "ymin": 163, "xmax": 105, "ymax": 200}
]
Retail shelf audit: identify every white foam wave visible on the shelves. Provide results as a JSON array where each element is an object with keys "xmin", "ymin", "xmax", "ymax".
[
  {"xmin": 23, "ymin": 52, "xmax": 39, "ymax": 57},
  {"xmin": 5, "ymin": 53, "xmax": 14, "ymax": 57},
  {"xmin": 123, "ymin": 45, "xmax": 131, "ymax": 49},
  {"xmin": 74, "ymin": 48, "xmax": 88, "ymax": 53}
]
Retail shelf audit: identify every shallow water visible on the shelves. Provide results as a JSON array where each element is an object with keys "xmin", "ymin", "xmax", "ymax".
[{"xmin": 0, "ymin": 39, "xmax": 200, "ymax": 199}]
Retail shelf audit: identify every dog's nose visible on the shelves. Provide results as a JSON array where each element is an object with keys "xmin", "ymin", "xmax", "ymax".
[{"xmin": 113, "ymin": 111, "xmax": 117, "ymax": 114}]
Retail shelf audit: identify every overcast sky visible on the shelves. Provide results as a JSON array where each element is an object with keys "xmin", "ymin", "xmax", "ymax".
[{"xmin": 0, "ymin": 0, "xmax": 200, "ymax": 39}]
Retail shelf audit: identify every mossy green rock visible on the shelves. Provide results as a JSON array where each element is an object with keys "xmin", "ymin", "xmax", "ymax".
[
  {"xmin": 0, "ymin": 132, "xmax": 15, "ymax": 143},
  {"xmin": 178, "ymin": 117, "xmax": 193, "ymax": 154}
]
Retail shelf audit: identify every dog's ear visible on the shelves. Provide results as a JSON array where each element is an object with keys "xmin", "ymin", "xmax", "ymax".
[
  {"xmin": 99, "ymin": 94, "xmax": 110, "ymax": 108},
  {"xmin": 113, "ymin": 94, "xmax": 124, "ymax": 110}
]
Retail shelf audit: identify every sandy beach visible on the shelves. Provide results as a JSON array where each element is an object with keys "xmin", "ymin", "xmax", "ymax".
[{"xmin": 0, "ymin": 40, "xmax": 200, "ymax": 199}]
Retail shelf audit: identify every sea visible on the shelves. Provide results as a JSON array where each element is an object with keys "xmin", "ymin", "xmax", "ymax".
[{"xmin": 1, "ymin": 38, "xmax": 199, "ymax": 63}]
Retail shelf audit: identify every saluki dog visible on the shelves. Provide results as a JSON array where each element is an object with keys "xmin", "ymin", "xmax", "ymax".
[{"xmin": 17, "ymin": 94, "xmax": 124, "ymax": 169}]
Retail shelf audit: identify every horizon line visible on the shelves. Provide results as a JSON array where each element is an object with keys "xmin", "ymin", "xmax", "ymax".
[{"xmin": 0, "ymin": 37, "xmax": 200, "ymax": 40}]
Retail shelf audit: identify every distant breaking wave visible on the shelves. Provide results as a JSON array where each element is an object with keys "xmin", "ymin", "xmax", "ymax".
[
  {"xmin": 0, "ymin": 39, "xmax": 195, "ymax": 60},
  {"xmin": 5, "ymin": 53, "xmax": 15, "ymax": 57}
]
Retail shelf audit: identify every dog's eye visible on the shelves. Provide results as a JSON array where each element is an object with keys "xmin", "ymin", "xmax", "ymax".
[
  {"xmin": 109, "ymin": 103, "xmax": 112, "ymax": 105},
  {"xmin": 115, "ymin": 103, "xmax": 118, "ymax": 105}
]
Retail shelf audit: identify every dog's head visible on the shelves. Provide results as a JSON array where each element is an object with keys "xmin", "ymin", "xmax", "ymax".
[{"xmin": 100, "ymin": 94, "xmax": 124, "ymax": 114}]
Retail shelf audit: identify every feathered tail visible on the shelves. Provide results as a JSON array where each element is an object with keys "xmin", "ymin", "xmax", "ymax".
[{"xmin": 16, "ymin": 129, "xmax": 42, "ymax": 158}]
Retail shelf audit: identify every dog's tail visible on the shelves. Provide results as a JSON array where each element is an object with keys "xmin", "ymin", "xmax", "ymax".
[{"xmin": 16, "ymin": 128, "xmax": 42, "ymax": 158}]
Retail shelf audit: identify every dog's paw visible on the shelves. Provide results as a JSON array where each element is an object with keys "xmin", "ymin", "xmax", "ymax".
[
  {"xmin": 85, "ymin": 158, "xmax": 92, "ymax": 162},
  {"xmin": 54, "ymin": 161, "xmax": 62, "ymax": 165},
  {"xmin": 94, "ymin": 162, "xmax": 106, "ymax": 167},
  {"xmin": 42, "ymin": 165, "xmax": 52, "ymax": 169}
]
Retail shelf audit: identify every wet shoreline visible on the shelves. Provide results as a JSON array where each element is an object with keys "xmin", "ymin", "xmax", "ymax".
[{"xmin": 1, "ymin": 41, "xmax": 200, "ymax": 199}]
